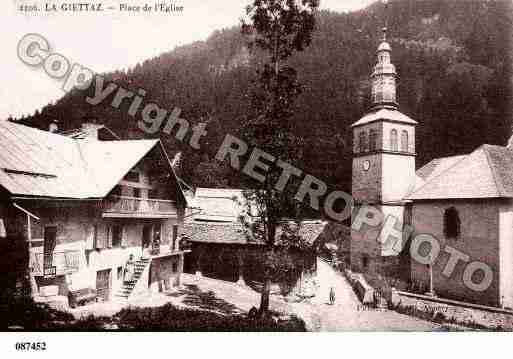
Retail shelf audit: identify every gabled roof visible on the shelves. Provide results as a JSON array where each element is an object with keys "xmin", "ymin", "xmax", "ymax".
[
  {"xmin": 0, "ymin": 120, "xmax": 176, "ymax": 199},
  {"xmin": 59, "ymin": 125, "xmax": 120, "ymax": 140},
  {"xmin": 193, "ymin": 188, "xmax": 246, "ymax": 222},
  {"xmin": 351, "ymin": 108, "xmax": 418, "ymax": 127},
  {"xmin": 409, "ymin": 145, "xmax": 513, "ymax": 200}
]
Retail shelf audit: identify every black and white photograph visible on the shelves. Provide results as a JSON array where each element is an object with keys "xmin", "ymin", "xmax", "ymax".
[{"xmin": 0, "ymin": 0, "xmax": 512, "ymax": 355}]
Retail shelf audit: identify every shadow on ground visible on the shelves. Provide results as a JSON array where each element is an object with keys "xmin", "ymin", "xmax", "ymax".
[{"xmin": 167, "ymin": 284, "xmax": 243, "ymax": 315}]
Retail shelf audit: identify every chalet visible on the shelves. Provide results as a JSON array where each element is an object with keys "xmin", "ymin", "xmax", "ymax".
[
  {"xmin": 183, "ymin": 188, "xmax": 346, "ymax": 297},
  {"xmin": 0, "ymin": 121, "xmax": 188, "ymax": 307}
]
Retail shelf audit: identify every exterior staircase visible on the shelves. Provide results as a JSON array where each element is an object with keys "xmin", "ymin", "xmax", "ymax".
[{"xmin": 115, "ymin": 257, "xmax": 151, "ymax": 300}]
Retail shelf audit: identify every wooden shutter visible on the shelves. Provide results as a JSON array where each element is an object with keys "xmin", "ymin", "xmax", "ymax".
[
  {"xmin": 107, "ymin": 226, "xmax": 113, "ymax": 248},
  {"xmin": 95, "ymin": 224, "xmax": 107, "ymax": 249},
  {"xmin": 85, "ymin": 224, "xmax": 95, "ymax": 250}
]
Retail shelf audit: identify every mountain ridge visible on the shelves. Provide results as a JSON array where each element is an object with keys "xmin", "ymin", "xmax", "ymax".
[{"xmin": 15, "ymin": 0, "xmax": 512, "ymax": 195}]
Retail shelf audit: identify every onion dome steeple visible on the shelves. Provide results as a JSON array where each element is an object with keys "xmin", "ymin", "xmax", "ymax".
[{"xmin": 370, "ymin": 4, "xmax": 398, "ymax": 110}]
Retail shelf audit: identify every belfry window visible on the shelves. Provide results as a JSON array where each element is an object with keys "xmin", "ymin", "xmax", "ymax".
[
  {"xmin": 390, "ymin": 129, "xmax": 398, "ymax": 151},
  {"xmin": 444, "ymin": 207, "xmax": 461, "ymax": 239},
  {"xmin": 401, "ymin": 130, "xmax": 409, "ymax": 152},
  {"xmin": 359, "ymin": 131, "xmax": 368, "ymax": 153},
  {"xmin": 369, "ymin": 129, "xmax": 377, "ymax": 151}
]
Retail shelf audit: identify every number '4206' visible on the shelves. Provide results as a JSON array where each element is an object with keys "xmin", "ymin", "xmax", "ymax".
[{"xmin": 15, "ymin": 342, "xmax": 46, "ymax": 351}]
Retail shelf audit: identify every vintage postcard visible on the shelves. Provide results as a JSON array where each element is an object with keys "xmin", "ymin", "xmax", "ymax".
[{"xmin": 0, "ymin": 0, "xmax": 512, "ymax": 354}]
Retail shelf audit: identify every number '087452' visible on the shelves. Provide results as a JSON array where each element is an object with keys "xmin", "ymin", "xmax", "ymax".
[{"xmin": 15, "ymin": 342, "xmax": 46, "ymax": 351}]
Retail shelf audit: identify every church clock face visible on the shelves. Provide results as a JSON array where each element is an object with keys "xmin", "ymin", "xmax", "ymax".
[{"xmin": 363, "ymin": 160, "xmax": 370, "ymax": 171}]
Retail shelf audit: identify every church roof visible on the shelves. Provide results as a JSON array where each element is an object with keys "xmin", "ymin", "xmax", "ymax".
[
  {"xmin": 351, "ymin": 108, "xmax": 418, "ymax": 127},
  {"xmin": 416, "ymin": 154, "xmax": 467, "ymax": 183},
  {"xmin": 377, "ymin": 41, "xmax": 391, "ymax": 52},
  {"xmin": 408, "ymin": 145, "xmax": 513, "ymax": 200}
]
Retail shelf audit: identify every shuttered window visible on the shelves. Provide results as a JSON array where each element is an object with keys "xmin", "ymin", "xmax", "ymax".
[
  {"xmin": 85, "ymin": 224, "xmax": 96, "ymax": 250},
  {"xmin": 95, "ymin": 224, "xmax": 109, "ymax": 249}
]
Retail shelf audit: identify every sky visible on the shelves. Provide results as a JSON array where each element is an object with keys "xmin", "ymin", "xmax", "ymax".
[{"xmin": 1, "ymin": 0, "xmax": 376, "ymax": 119}]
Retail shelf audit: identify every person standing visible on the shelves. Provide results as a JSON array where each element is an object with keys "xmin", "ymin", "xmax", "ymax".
[
  {"xmin": 124, "ymin": 254, "xmax": 135, "ymax": 282},
  {"xmin": 329, "ymin": 286, "xmax": 336, "ymax": 305}
]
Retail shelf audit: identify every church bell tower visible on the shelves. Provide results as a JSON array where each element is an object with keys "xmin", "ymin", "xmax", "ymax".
[{"xmin": 350, "ymin": 2, "xmax": 417, "ymax": 275}]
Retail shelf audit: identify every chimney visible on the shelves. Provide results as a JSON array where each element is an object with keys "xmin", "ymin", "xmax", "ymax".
[
  {"xmin": 81, "ymin": 122, "xmax": 103, "ymax": 141},
  {"xmin": 48, "ymin": 121, "xmax": 58, "ymax": 133}
]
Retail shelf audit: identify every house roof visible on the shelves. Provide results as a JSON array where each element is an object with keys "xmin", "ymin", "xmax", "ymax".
[
  {"xmin": 59, "ymin": 125, "xmax": 120, "ymax": 140},
  {"xmin": 409, "ymin": 145, "xmax": 513, "ymax": 200},
  {"xmin": 193, "ymin": 188, "xmax": 246, "ymax": 222},
  {"xmin": 351, "ymin": 108, "xmax": 418, "ymax": 128},
  {"xmin": 183, "ymin": 222, "xmax": 258, "ymax": 245},
  {"xmin": 183, "ymin": 220, "xmax": 328, "ymax": 246},
  {"xmin": 0, "ymin": 120, "xmax": 173, "ymax": 199}
]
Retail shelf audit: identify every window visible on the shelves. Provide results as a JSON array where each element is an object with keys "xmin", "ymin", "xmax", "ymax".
[
  {"xmin": 172, "ymin": 262, "xmax": 178, "ymax": 273},
  {"xmin": 358, "ymin": 131, "xmax": 368, "ymax": 153},
  {"xmin": 444, "ymin": 207, "xmax": 460, "ymax": 239},
  {"xmin": 133, "ymin": 188, "xmax": 141, "ymax": 198},
  {"xmin": 369, "ymin": 129, "xmax": 377, "ymax": 151},
  {"xmin": 401, "ymin": 130, "xmax": 409, "ymax": 152},
  {"xmin": 111, "ymin": 225, "xmax": 123, "ymax": 247},
  {"xmin": 172, "ymin": 225, "xmax": 178, "ymax": 251},
  {"xmin": 117, "ymin": 266, "xmax": 123, "ymax": 280},
  {"xmin": 390, "ymin": 129, "xmax": 398, "ymax": 151}
]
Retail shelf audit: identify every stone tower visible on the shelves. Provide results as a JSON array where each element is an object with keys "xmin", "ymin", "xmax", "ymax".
[{"xmin": 350, "ymin": 22, "xmax": 417, "ymax": 276}]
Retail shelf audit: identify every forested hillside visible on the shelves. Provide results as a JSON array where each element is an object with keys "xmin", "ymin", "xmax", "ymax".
[{"xmin": 15, "ymin": 0, "xmax": 512, "ymax": 197}]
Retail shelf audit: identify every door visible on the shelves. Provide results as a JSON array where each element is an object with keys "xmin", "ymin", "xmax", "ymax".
[
  {"xmin": 43, "ymin": 226, "xmax": 57, "ymax": 273},
  {"xmin": 96, "ymin": 269, "xmax": 111, "ymax": 301},
  {"xmin": 142, "ymin": 224, "xmax": 152, "ymax": 250},
  {"xmin": 172, "ymin": 224, "xmax": 178, "ymax": 251}
]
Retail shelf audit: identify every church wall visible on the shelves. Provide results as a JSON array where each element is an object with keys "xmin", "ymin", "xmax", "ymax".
[
  {"xmin": 499, "ymin": 201, "xmax": 513, "ymax": 308},
  {"xmin": 410, "ymin": 200, "xmax": 500, "ymax": 306}
]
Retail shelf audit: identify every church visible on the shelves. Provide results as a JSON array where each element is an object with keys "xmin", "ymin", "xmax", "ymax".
[{"xmin": 350, "ymin": 25, "xmax": 513, "ymax": 308}]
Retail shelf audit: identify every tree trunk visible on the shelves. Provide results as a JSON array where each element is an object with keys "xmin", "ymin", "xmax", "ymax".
[{"xmin": 259, "ymin": 278, "xmax": 271, "ymax": 314}]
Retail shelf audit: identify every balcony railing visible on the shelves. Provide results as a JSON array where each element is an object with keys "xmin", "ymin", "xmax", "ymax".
[
  {"xmin": 100, "ymin": 195, "xmax": 177, "ymax": 216},
  {"xmin": 31, "ymin": 250, "xmax": 81, "ymax": 277}
]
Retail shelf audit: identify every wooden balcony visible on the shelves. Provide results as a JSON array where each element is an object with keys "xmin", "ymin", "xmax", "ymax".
[
  {"xmin": 100, "ymin": 195, "xmax": 177, "ymax": 218},
  {"xmin": 31, "ymin": 250, "xmax": 81, "ymax": 277}
]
